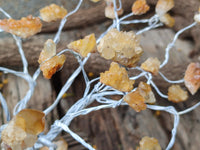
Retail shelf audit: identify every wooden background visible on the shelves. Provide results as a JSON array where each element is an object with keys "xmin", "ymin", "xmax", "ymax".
[{"xmin": 0, "ymin": 0, "xmax": 200, "ymax": 150}]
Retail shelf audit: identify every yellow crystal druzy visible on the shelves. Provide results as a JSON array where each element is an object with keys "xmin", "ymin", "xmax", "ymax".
[
  {"xmin": 1, "ymin": 109, "xmax": 45, "ymax": 150},
  {"xmin": 98, "ymin": 28, "xmax": 143, "ymax": 67},
  {"xmin": 0, "ymin": 15, "xmax": 42, "ymax": 38},
  {"xmin": 124, "ymin": 90, "xmax": 147, "ymax": 112},
  {"xmin": 132, "ymin": 0, "xmax": 150, "ymax": 15},
  {"xmin": 168, "ymin": 85, "xmax": 188, "ymax": 103},
  {"xmin": 140, "ymin": 57, "xmax": 161, "ymax": 75},
  {"xmin": 184, "ymin": 62, "xmax": 200, "ymax": 95},
  {"xmin": 100, "ymin": 62, "xmax": 135, "ymax": 92},
  {"xmin": 136, "ymin": 136, "xmax": 161, "ymax": 150},
  {"xmin": 67, "ymin": 33, "xmax": 97, "ymax": 57},
  {"xmin": 40, "ymin": 4, "xmax": 67, "ymax": 22},
  {"xmin": 138, "ymin": 82, "xmax": 156, "ymax": 104}
]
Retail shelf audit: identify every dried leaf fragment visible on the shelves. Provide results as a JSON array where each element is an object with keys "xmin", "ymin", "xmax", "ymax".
[
  {"xmin": 38, "ymin": 39, "xmax": 66, "ymax": 79},
  {"xmin": 140, "ymin": 57, "xmax": 160, "ymax": 75},
  {"xmin": 100, "ymin": 62, "xmax": 135, "ymax": 92},
  {"xmin": 168, "ymin": 85, "xmax": 188, "ymax": 103},
  {"xmin": 184, "ymin": 62, "xmax": 200, "ymax": 95},
  {"xmin": 124, "ymin": 90, "xmax": 147, "ymax": 112},
  {"xmin": 40, "ymin": 4, "xmax": 67, "ymax": 22},
  {"xmin": 156, "ymin": 0, "xmax": 174, "ymax": 16},
  {"xmin": 132, "ymin": 0, "xmax": 150, "ymax": 15},
  {"xmin": 138, "ymin": 82, "xmax": 156, "ymax": 104},
  {"xmin": 67, "ymin": 33, "xmax": 97, "ymax": 57},
  {"xmin": 1, "ymin": 109, "xmax": 45, "ymax": 150},
  {"xmin": 98, "ymin": 28, "xmax": 143, "ymax": 67},
  {"xmin": 0, "ymin": 15, "xmax": 42, "ymax": 38},
  {"xmin": 136, "ymin": 136, "xmax": 161, "ymax": 150}
]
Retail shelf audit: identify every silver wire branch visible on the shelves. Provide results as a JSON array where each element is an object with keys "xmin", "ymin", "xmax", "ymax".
[
  {"xmin": 147, "ymin": 105, "xmax": 180, "ymax": 150},
  {"xmin": 0, "ymin": 92, "xmax": 10, "ymax": 121},
  {"xmin": 53, "ymin": 0, "xmax": 83, "ymax": 44},
  {"xmin": 12, "ymin": 35, "xmax": 29, "ymax": 74},
  {"xmin": 178, "ymin": 101, "xmax": 200, "ymax": 115},
  {"xmin": 55, "ymin": 121, "xmax": 95, "ymax": 150},
  {"xmin": 150, "ymin": 80, "xmax": 168, "ymax": 99},
  {"xmin": 43, "ymin": 54, "xmax": 91, "ymax": 115},
  {"xmin": 159, "ymin": 71, "xmax": 184, "ymax": 84},
  {"xmin": 160, "ymin": 22, "xmax": 197, "ymax": 68}
]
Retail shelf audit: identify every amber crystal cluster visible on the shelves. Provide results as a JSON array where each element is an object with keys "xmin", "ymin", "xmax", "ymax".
[
  {"xmin": 1, "ymin": 109, "xmax": 45, "ymax": 150},
  {"xmin": 124, "ymin": 90, "xmax": 147, "ymax": 112},
  {"xmin": 194, "ymin": 7, "xmax": 200, "ymax": 23},
  {"xmin": 67, "ymin": 33, "xmax": 97, "ymax": 57},
  {"xmin": 184, "ymin": 62, "xmax": 200, "ymax": 95},
  {"xmin": 98, "ymin": 28, "xmax": 143, "ymax": 67},
  {"xmin": 40, "ymin": 4, "xmax": 68, "ymax": 22},
  {"xmin": 155, "ymin": 0, "xmax": 175, "ymax": 27},
  {"xmin": 138, "ymin": 82, "xmax": 156, "ymax": 104},
  {"xmin": 132, "ymin": 0, "xmax": 150, "ymax": 15},
  {"xmin": 38, "ymin": 39, "xmax": 66, "ymax": 79},
  {"xmin": 136, "ymin": 136, "xmax": 161, "ymax": 150},
  {"xmin": 0, "ymin": 15, "xmax": 42, "ymax": 38},
  {"xmin": 104, "ymin": 0, "xmax": 123, "ymax": 19},
  {"xmin": 123, "ymin": 82, "xmax": 156, "ymax": 112},
  {"xmin": 140, "ymin": 57, "xmax": 161, "ymax": 75},
  {"xmin": 100, "ymin": 62, "xmax": 135, "ymax": 92},
  {"xmin": 168, "ymin": 85, "xmax": 188, "ymax": 103}
]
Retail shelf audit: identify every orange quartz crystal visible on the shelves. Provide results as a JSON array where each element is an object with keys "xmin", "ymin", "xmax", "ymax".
[
  {"xmin": 40, "ymin": 4, "xmax": 67, "ymax": 22},
  {"xmin": 98, "ymin": 28, "xmax": 143, "ymax": 67},
  {"xmin": 155, "ymin": 0, "xmax": 175, "ymax": 27},
  {"xmin": 40, "ymin": 55, "xmax": 66, "ymax": 79},
  {"xmin": 67, "ymin": 33, "xmax": 97, "ymax": 57},
  {"xmin": 38, "ymin": 39, "xmax": 56, "ymax": 64},
  {"xmin": 159, "ymin": 13, "xmax": 175, "ymax": 27},
  {"xmin": 194, "ymin": 7, "xmax": 200, "ymax": 23},
  {"xmin": 124, "ymin": 90, "xmax": 147, "ymax": 112},
  {"xmin": 138, "ymin": 82, "xmax": 156, "ymax": 104},
  {"xmin": 38, "ymin": 39, "xmax": 66, "ymax": 79},
  {"xmin": 1, "ymin": 109, "xmax": 45, "ymax": 150},
  {"xmin": 136, "ymin": 136, "xmax": 161, "ymax": 150},
  {"xmin": 132, "ymin": 0, "xmax": 150, "ymax": 15},
  {"xmin": 184, "ymin": 62, "xmax": 200, "ymax": 95},
  {"xmin": 100, "ymin": 62, "xmax": 135, "ymax": 92},
  {"xmin": 155, "ymin": 0, "xmax": 174, "ymax": 16},
  {"xmin": 168, "ymin": 85, "xmax": 188, "ymax": 103},
  {"xmin": 140, "ymin": 57, "xmax": 161, "ymax": 75},
  {"xmin": 105, "ymin": 4, "xmax": 123, "ymax": 19},
  {"xmin": 0, "ymin": 15, "xmax": 42, "ymax": 38}
]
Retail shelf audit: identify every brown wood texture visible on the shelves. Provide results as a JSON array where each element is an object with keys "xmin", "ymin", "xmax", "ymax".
[{"xmin": 0, "ymin": 0, "xmax": 200, "ymax": 150}]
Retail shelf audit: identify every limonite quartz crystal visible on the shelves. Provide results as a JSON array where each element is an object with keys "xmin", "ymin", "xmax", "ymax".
[{"xmin": 98, "ymin": 28, "xmax": 143, "ymax": 67}]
